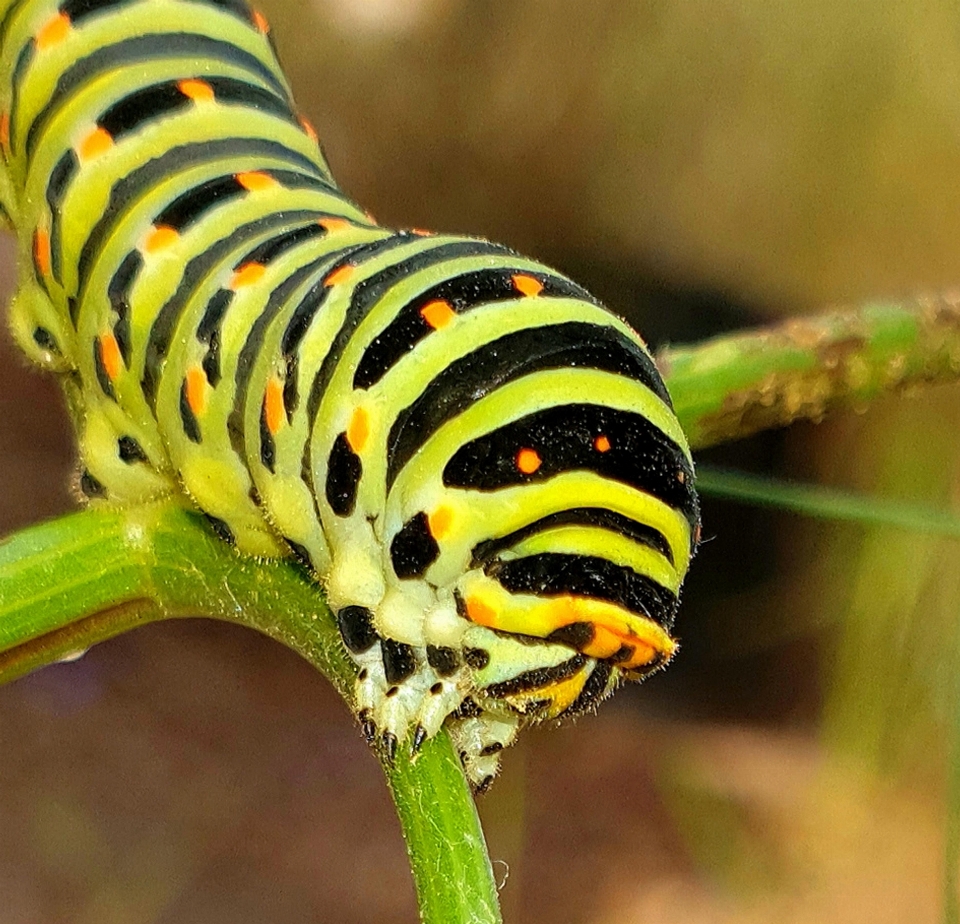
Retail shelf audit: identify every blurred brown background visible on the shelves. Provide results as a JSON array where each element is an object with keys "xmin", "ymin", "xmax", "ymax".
[{"xmin": 3, "ymin": 0, "xmax": 960, "ymax": 920}]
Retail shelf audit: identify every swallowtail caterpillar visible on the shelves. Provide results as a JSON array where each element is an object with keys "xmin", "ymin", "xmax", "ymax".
[{"xmin": 0, "ymin": 0, "xmax": 699, "ymax": 790}]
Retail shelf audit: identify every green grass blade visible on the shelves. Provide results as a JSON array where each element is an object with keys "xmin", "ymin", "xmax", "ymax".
[{"xmin": 697, "ymin": 465, "xmax": 960, "ymax": 537}]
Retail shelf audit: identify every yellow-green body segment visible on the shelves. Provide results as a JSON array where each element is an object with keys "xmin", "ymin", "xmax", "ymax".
[{"xmin": 0, "ymin": 0, "xmax": 699, "ymax": 788}]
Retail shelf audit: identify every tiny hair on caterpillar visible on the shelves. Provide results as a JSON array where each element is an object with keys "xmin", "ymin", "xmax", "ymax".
[{"xmin": 0, "ymin": 0, "xmax": 699, "ymax": 791}]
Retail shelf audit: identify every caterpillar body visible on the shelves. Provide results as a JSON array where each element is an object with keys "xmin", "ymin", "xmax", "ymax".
[{"xmin": 0, "ymin": 0, "xmax": 699, "ymax": 789}]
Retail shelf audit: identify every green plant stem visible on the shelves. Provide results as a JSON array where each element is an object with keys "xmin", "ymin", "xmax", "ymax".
[
  {"xmin": 660, "ymin": 294, "xmax": 960, "ymax": 449},
  {"xmin": 0, "ymin": 501, "xmax": 501, "ymax": 924}
]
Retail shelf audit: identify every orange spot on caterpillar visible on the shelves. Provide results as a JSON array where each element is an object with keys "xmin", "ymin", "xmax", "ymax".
[
  {"xmin": 144, "ymin": 225, "xmax": 179, "ymax": 253},
  {"xmin": 78, "ymin": 127, "xmax": 112, "ymax": 161},
  {"xmin": 420, "ymin": 299, "xmax": 455, "ymax": 330},
  {"xmin": 98, "ymin": 332, "xmax": 122, "ymax": 381},
  {"xmin": 324, "ymin": 264, "xmax": 354, "ymax": 287},
  {"xmin": 230, "ymin": 262, "xmax": 266, "ymax": 289},
  {"xmin": 465, "ymin": 596, "xmax": 498, "ymax": 628},
  {"xmin": 177, "ymin": 79, "xmax": 215, "ymax": 102},
  {"xmin": 410, "ymin": 228, "xmax": 433, "ymax": 237},
  {"xmin": 512, "ymin": 274, "xmax": 544, "ymax": 297},
  {"xmin": 252, "ymin": 9, "xmax": 270, "ymax": 33},
  {"xmin": 693, "ymin": 523, "xmax": 702, "ymax": 545},
  {"xmin": 347, "ymin": 407, "xmax": 369, "ymax": 453},
  {"xmin": 428, "ymin": 506, "xmax": 453, "ymax": 540},
  {"xmin": 516, "ymin": 447, "xmax": 541, "ymax": 474},
  {"xmin": 582, "ymin": 624, "xmax": 624, "ymax": 660},
  {"xmin": 264, "ymin": 377, "xmax": 285, "ymax": 435},
  {"xmin": 33, "ymin": 227, "xmax": 51, "ymax": 276},
  {"xmin": 0, "ymin": 112, "xmax": 9, "ymax": 150},
  {"xmin": 319, "ymin": 217, "xmax": 351, "ymax": 233},
  {"xmin": 594, "ymin": 434, "xmax": 611, "ymax": 453},
  {"xmin": 36, "ymin": 12, "xmax": 70, "ymax": 50},
  {"xmin": 622, "ymin": 641, "xmax": 656, "ymax": 671},
  {"xmin": 676, "ymin": 470, "xmax": 686, "ymax": 484},
  {"xmin": 299, "ymin": 116, "xmax": 318, "ymax": 143},
  {"xmin": 236, "ymin": 171, "xmax": 277, "ymax": 192},
  {"xmin": 185, "ymin": 366, "xmax": 207, "ymax": 416}
]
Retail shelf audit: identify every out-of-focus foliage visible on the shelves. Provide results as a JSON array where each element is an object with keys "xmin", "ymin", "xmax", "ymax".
[{"xmin": 2, "ymin": 0, "xmax": 960, "ymax": 921}]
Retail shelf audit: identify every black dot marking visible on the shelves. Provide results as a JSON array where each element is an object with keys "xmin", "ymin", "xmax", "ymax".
[
  {"xmin": 610, "ymin": 644, "xmax": 635, "ymax": 664},
  {"xmin": 429, "ymin": 682, "xmax": 443, "ymax": 695},
  {"xmin": 390, "ymin": 512, "xmax": 440, "ymax": 579},
  {"xmin": 453, "ymin": 697, "xmax": 482, "ymax": 719},
  {"xmin": 79, "ymin": 469, "xmax": 106, "ymax": 499},
  {"xmin": 358, "ymin": 668, "xmax": 368, "ymax": 682},
  {"xmin": 427, "ymin": 645, "xmax": 460, "ymax": 676},
  {"xmin": 381, "ymin": 638, "xmax": 417, "ymax": 685},
  {"xmin": 325, "ymin": 431, "xmax": 361, "ymax": 516},
  {"xmin": 386, "ymin": 686, "xmax": 399, "ymax": 698},
  {"xmin": 117, "ymin": 435, "xmax": 148, "ymax": 463},
  {"xmin": 32, "ymin": 327, "xmax": 59, "ymax": 353},
  {"xmin": 474, "ymin": 775, "xmax": 495, "ymax": 795},
  {"xmin": 203, "ymin": 514, "xmax": 236, "ymax": 545},
  {"xmin": 479, "ymin": 742, "xmax": 503, "ymax": 757},
  {"xmin": 337, "ymin": 605, "xmax": 378, "ymax": 654},
  {"xmin": 284, "ymin": 538, "xmax": 312, "ymax": 570},
  {"xmin": 464, "ymin": 648, "xmax": 490, "ymax": 671}
]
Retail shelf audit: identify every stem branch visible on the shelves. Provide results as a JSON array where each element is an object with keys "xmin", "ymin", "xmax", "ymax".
[{"xmin": 661, "ymin": 293, "xmax": 960, "ymax": 449}]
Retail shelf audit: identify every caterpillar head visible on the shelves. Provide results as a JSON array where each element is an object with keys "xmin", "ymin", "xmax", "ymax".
[{"xmin": 327, "ymin": 485, "xmax": 687, "ymax": 789}]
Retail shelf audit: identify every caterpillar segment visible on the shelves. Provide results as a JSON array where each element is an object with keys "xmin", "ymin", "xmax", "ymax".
[{"xmin": 0, "ymin": 0, "xmax": 699, "ymax": 789}]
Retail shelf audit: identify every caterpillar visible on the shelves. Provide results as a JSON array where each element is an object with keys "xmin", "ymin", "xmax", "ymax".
[{"xmin": 0, "ymin": 0, "xmax": 699, "ymax": 790}]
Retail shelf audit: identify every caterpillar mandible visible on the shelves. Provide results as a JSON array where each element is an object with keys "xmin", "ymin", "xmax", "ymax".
[{"xmin": 0, "ymin": 0, "xmax": 699, "ymax": 790}]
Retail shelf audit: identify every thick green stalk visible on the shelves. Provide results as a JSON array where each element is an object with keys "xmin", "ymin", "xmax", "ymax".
[
  {"xmin": 0, "ymin": 501, "xmax": 501, "ymax": 924},
  {"xmin": 661, "ymin": 294, "xmax": 960, "ymax": 449}
]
